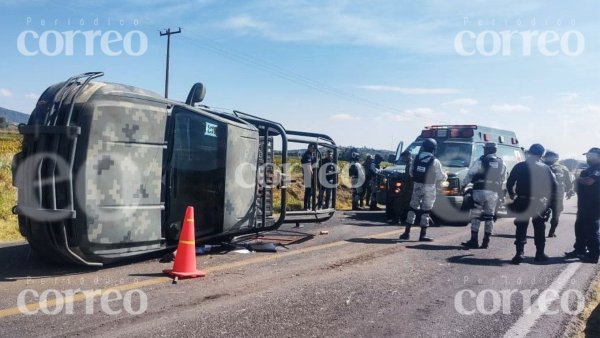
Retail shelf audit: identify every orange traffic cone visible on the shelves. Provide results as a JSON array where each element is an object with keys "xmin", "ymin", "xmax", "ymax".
[{"xmin": 163, "ymin": 206, "xmax": 207, "ymax": 279}]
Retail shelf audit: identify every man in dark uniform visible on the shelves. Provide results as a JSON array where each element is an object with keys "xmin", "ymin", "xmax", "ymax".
[
  {"xmin": 369, "ymin": 154, "xmax": 384, "ymax": 211},
  {"xmin": 386, "ymin": 151, "xmax": 413, "ymax": 224},
  {"xmin": 317, "ymin": 149, "xmax": 336, "ymax": 209},
  {"xmin": 301, "ymin": 143, "xmax": 317, "ymax": 210},
  {"xmin": 506, "ymin": 144, "xmax": 557, "ymax": 264},
  {"xmin": 543, "ymin": 150, "xmax": 574, "ymax": 237},
  {"xmin": 565, "ymin": 147, "xmax": 600, "ymax": 263}
]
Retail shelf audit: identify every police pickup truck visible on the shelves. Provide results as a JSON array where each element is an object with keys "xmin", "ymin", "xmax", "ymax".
[{"xmin": 377, "ymin": 125, "xmax": 525, "ymax": 225}]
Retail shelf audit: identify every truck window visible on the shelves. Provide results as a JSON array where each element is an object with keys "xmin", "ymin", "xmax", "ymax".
[
  {"xmin": 405, "ymin": 141, "xmax": 472, "ymax": 168},
  {"xmin": 437, "ymin": 142, "xmax": 472, "ymax": 168},
  {"xmin": 496, "ymin": 146, "xmax": 521, "ymax": 171}
]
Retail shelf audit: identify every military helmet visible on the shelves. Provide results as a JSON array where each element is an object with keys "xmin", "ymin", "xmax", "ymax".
[
  {"xmin": 366, "ymin": 153, "xmax": 373, "ymax": 159},
  {"xmin": 484, "ymin": 142, "xmax": 497, "ymax": 154},
  {"xmin": 374, "ymin": 154, "xmax": 383, "ymax": 162},
  {"xmin": 422, "ymin": 138, "xmax": 437, "ymax": 153},
  {"xmin": 528, "ymin": 143, "xmax": 545, "ymax": 156},
  {"xmin": 543, "ymin": 150, "xmax": 559, "ymax": 164}
]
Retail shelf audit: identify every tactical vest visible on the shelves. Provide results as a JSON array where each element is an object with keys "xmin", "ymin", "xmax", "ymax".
[
  {"xmin": 472, "ymin": 155, "xmax": 503, "ymax": 191},
  {"xmin": 412, "ymin": 154, "xmax": 436, "ymax": 184}
]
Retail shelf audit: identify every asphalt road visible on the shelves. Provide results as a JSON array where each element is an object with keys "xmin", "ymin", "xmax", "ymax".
[{"xmin": 0, "ymin": 199, "xmax": 597, "ymax": 338}]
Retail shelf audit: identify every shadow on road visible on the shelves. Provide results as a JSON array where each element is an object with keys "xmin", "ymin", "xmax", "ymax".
[
  {"xmin": 346, "ymin": 238, "xmax": 399, "ymax": 245},
  {"xmin": 343, "ymin": 211, "xmax": 398, "ymax": 227},
  {"xmin": 406, "ymin": 244, "xmax": 466, "ymax": 251},
  {"xmin": 494, "ymin": 233, "xmax": 534, "ymax": 240},
  {"xmin": 447, "ymin": 254, "xmax": 570, "ymax": 267},
  {"xmin": 447, "ymin": 254, "xmax": 510, "ymax": 266},
  {"xmin": 586, "ymin": 302, "xmax": 600, "ymax": 338},
  {"xmin": 0, "ymin": 242, "xmax": 99, "ymax": 283}
]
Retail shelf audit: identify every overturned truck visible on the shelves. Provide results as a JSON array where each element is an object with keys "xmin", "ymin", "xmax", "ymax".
[{"xmin": 12, "ymin": 72, "xmax": 337, "ymax": 266}]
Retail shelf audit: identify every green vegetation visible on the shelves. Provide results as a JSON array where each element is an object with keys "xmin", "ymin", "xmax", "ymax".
[{"xmin": 0, "ymin": 131, "xmax": 22, "ymax": 241}]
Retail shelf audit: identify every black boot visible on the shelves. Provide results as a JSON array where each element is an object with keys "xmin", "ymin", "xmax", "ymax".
[
  {"xmin": 399, "ymin": 225, "xmax": 411, "ymax": 240},
  {"xmin": 548, "ymin": 223, "xmax": 557, "ymax": 238},
  {"xmin": 565, "ymin": 250, "xmax": 586, "ymax": 258},
  {"xmin": 481, "ymin": 233, "xmax": 491, "ymax": 249},
  {"xmin": 461, "ymin": 231, "xmax": 479, "ymax": 249},
  {"xmin": 352, "ymin": 201, "xmax": 360, "ymax": 211},
  {"xmin": 580, "ymin": 254, "xmax": 599, "ymax": 264},
  {"xmin": 419, "ymin": 227, "xmax": 433, "ymax": 242},
  {"xmin": 359, "ymin": 200, "xmax": 364, "ymax": 208},
  {"xmin": 511, "ymin": 244, "xmax": 525, "ymax": 265},
  {"xmin": 534, "ymin": 245, "xmax": 549, "ymax": 262}
]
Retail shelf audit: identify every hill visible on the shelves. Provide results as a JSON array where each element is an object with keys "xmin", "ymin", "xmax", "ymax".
[{"xmin": 0, "ymin": 107, "xmax": 29, "ymax": 125}]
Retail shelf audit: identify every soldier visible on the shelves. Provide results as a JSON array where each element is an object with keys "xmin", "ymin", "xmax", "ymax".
[
  {"xmin": 565, "ymin": 148, "xmax": 600, "ymax": 263},
  {"xmin": 542, "ymin": 151, "xmax": 574, "ymax": 237},
  {"xmin": 460, "ymin": 143, "xmax": 507, "ymax": 249},
  {"xmin": 361, "ymin": 154, "xmax": 373, "ymax": 208},
  {"xmin": 317, "ymin": 149, "xmax": 336, "ymax": 209},
  {"xmin": 399, "ymin": 139, "xmax": 447, "ymax": 241},
  {"xmin": 369, "ymin": 154, "xmax": 384, "ymax": 211},
  {"xmin": 301, "ymin": 143, "xmax": 318, "ymax": 210},
  {"xmin": 506, "ymin": 144, "xmax": 557, "ymax": 264},
  {"xmin": 349, "ymin": 151, "xmax": 364, "ymax": 211},
  {"xmin": 387, "ymin": 151, "xmax": 413, "ymax": 225}
]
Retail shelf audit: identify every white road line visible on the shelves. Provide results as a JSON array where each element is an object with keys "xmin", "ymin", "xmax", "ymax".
[{"xmin": 503, "ymin": 262, "xmax": 583, "ymax": 338}]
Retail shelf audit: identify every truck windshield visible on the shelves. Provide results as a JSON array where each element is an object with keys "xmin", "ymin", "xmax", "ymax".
[{"xmin": 405, "ymin": 141, "xmax": 472, "ymax": 168}]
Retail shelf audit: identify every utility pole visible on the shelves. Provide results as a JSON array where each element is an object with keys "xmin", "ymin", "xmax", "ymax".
[{"xmin": 159, "ymin": 27, "xmax": 181, "ymax": 98}]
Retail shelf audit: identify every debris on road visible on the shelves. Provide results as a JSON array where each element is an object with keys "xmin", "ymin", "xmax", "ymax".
[{"xmin": 320, "ymin": 230, "xmax": 329, "ymax": 235}]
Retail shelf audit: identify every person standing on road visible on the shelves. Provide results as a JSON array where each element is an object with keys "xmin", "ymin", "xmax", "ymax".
[
  {"xmin": 506, "ymin": 144, "xmax": 558, "ymax": 265},
  {"xmin": 301, "ymin": 143, "xmax": 318, "ymax": 210},
  {"xmin": 349, "ymin": 151, "xmax": 365, "ymax": 211},
  {"xmin": 361, "ymin": 154, "xmax": 373, "ymax": 208},
  {"xmin": 317, "ymin": 149, "xmax": 336, "ymax": 209},
  {"xmin": 386, "ymin": 151, "xmax": 414, "ymax": 225},
  {"xmin": 565, "ymin": 148, "xmax": 600, "ymax": 263},
  {"xmin": 543, "ymin": 150, "xmax": 574, "ymax": 238},
  {"xmin": 460, "ymin": 143, "xmax": 507, "ymax": 249},
  {"xmin": 400, "ymin": 139, "xmax": 447, "ymax": 242},
  {"xmin": 369, "ymin": 154, "xmax": 384, "ymax": 211}
]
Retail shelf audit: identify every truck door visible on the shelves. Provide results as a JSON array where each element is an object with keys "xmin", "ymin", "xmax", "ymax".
[{"xmin": 166, "ymin": 108, "xmax": 227, "ymax": 240}]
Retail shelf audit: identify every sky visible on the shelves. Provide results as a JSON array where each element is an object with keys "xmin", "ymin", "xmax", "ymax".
[{"xmin": 0, "ymin": 0, "xmax": 599, "ymax": 159}]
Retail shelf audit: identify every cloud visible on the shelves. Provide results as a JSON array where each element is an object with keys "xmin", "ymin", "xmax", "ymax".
[
  {"xmin": 0, "ymin": 88, "xmax": 12, "ymax": 97},
  {"xmin": 489, "ymin": 104, "xmax": 531, "ymax": 113},
  {"xmin": 329, "ymin": 113, "xmax": 359, "ymax": 121},
  {"xmin": 223, "ymin": 15, "xmax": 268, "ymax": 31},
  {"xmin": 362, "ymin": 85, "xmax": 461, "ymax": 95},
  {"xmin": 24, "ymin": 93, "xmax": 38, "ymax": 100},
  {"xmin": 558, "ymin": 92, "xmax": 581, "ymax": 102},
  {"xmin": 381, "ymin": 107, "xmax": 434, "ymax": 122},
  {"xmin": 442, "ymin": 98, "xmax": 478, "ymax": 106},
  {"xmin": 581, "ymin": 104, "xmax": 600, "ymax": 114}
]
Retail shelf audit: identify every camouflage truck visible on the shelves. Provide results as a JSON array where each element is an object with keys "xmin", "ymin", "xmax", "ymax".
[{"xmin": 11, "ymin": 72, "xmax": 336, "ymax": 266}]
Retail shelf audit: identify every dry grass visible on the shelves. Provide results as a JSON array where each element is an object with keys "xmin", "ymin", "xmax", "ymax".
[
  {"xmin": 0, "ymin": 131, "xmax": 22, "ymax": 241},
  {"xmin": 567, "ymin": 272, "xmax": 600, "ymax": 338},
  {"xmin": 271, "ymin": 157, "xmax": 353, "ymax": 212}
]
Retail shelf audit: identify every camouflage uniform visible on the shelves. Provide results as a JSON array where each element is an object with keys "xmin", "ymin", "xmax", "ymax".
[
  {"xmin": 462, "ymin": 154, "xmax": 507, "ymax": 248},
  {"xmin": 402, "ymin": 152, "xmax": 447, "ymax": 240},
  {"xmin": 547, "ymin": 162, "xmax": 573, "ymax": 236}
]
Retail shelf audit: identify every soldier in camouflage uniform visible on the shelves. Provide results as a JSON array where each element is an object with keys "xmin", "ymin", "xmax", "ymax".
[
  {"xmin": 543, "ymin": 151, "xmax": 574, "ymax": 238},
  {"xmin": 460, "ymin": 143, "xmax": 507, "ymax": 249},
  {"xmin": 400, "ymin": 139, "xmax": 447, "ymax": 241}
]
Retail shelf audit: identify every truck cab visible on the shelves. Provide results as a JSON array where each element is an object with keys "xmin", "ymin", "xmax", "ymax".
[{"xmin": 379, "ymin": 125, "xmax": 525, "ymax": 225}]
